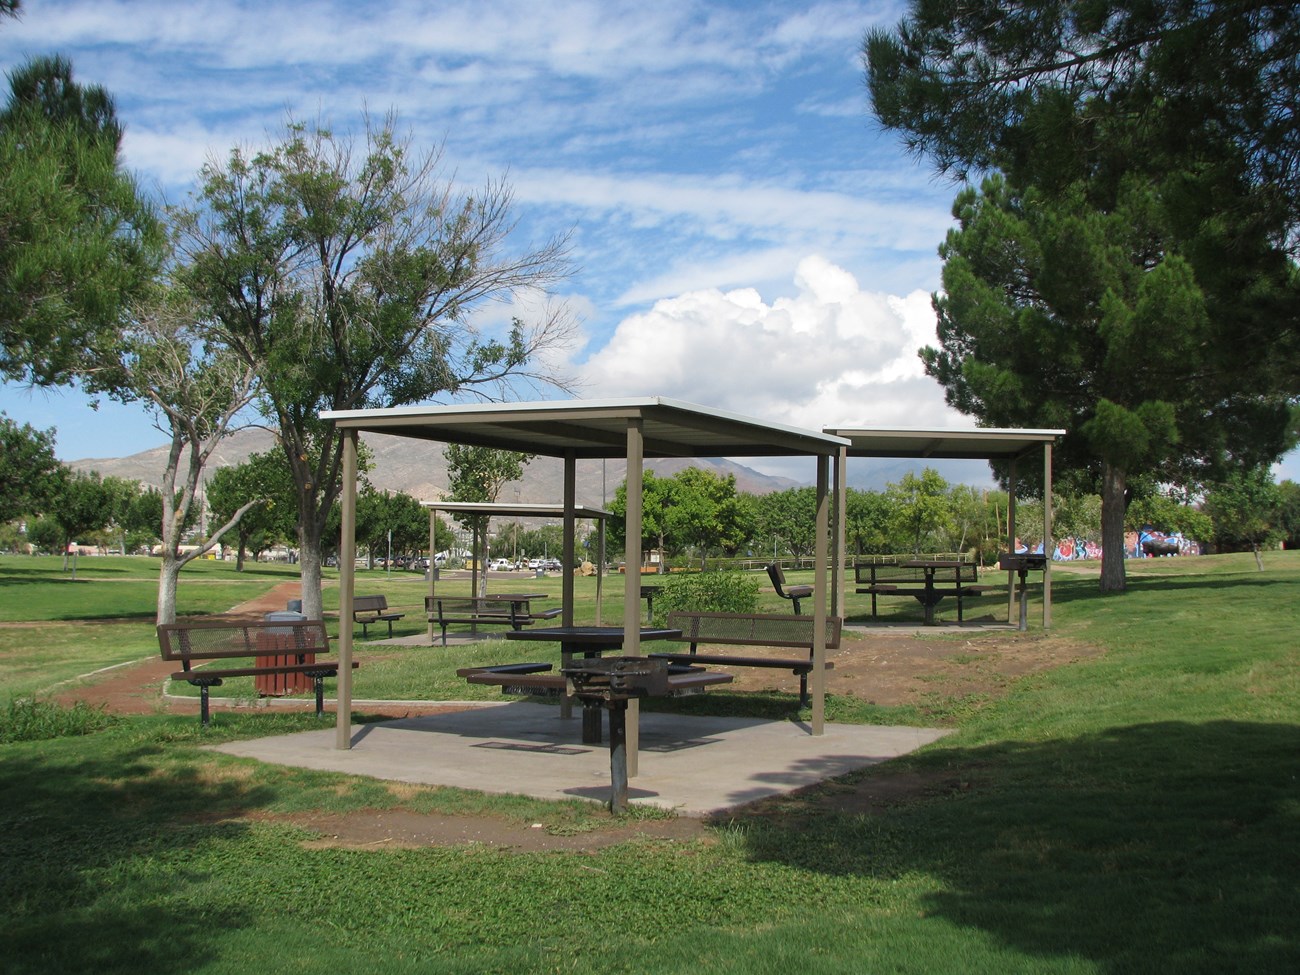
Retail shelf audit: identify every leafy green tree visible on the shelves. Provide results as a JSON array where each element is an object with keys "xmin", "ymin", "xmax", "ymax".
[
  {"xmin": 516, "ymin": 524, "xmax": 564, "ymax": 564},
  {"xmin": 864, "ymin": 1, "xmax": 1300, "ymax": 239},
  {"xmin": 207, "ymin": 451, "xmax": 295, "ymax": 571},
  {"xmin": 663, "ymin": 468, "xmax": 752, "ymax": 568},
  {"xmin": 122, "ymin": 488, "xmax": 165, "ymax": 554},
  {"xmin": 1275, "ymin": 480, "xmax": 1300, "ymax": 550},
  {"xmin": 753, "ymin": 486, "xmax": 818, "ymax": 560},
  {"xmin": 24, "ymin": 515, "xmax": 61, "ymax": 554},
  {"xmin": 609, "ymin": 471, "xmax": 677, "ymax": 570},
  {"xmin": 0, "ymin": 413, "xmax": 60, "ymax": 521},
  {"xmin": 176, "ymin": 113, "xmax": 574, "ymax": 619},
  {"xmin": 444, "ymin": 444, "xmax": 532, "ymax": 589},
  {"xmin": 1125, "ymin": 491, "xmax": 1212, "ymax": 545},
  {"xmin": 867, "ymin": 3, "xmax": 1300, "ymax": 591},
  {"xmin": 0, "ymin": 39, "xmax": 161, "ymax": 384},
  {"xmin": 98, "ymin": 475, "xmax": 143, "ymax": 555},
  {"xmin": 1203, "ymin": 467, "xmax": 1283, "ymax": 569},
  {"xmin": 921, "ymin": 174, "xmax": 1295, "ymax": 591},
  {"xmin": 844, "ymin": 488, "xmax": 890, "ymax": 557},
  {"xmin": 356, "ymin": 488, "xmax": 429, "ymax": 567},
  {"xmin": 48, "ymin": 470, "xmax": 114, "ymax": 575},
  {"xmin": 885, "ymin": 468, "xmax": 954, "ymax": 555},
  {"xmin": 87, "ymin": 282, "xmax": 259, "ymax": 622}
]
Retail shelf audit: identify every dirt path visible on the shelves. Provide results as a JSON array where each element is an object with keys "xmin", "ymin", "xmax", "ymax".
[{"xmin": 53, "ymin": 581, "xmax": 305, "ymax": 716}]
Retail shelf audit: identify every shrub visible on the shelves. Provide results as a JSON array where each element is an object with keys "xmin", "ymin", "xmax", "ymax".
[
  {"xmin": 651, "ymin": 570, "xmax": 760, "ymax": 625},
  {"xmin": 0, "ymin": 697, "xmax": 118, "ymax": 744}
]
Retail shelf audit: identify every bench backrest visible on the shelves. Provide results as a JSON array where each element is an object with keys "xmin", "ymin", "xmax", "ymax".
[
  {"xmin": 765, "ymin": 563, "xmax": 791, "ymax": 596},
  {"xmin": 158, "ymin": 619, "xmax": 331, "ymax": 668},
  {"xmin": 666, "ymin": 611, "xmax": 842, "ymax": 650},
  {"xmin": 353, "ymin": 594, "xmax": 389, "ymax": 614},
  {"xmin": 427, "ymin": 596, "xmax": 527, "ymax": 620}
]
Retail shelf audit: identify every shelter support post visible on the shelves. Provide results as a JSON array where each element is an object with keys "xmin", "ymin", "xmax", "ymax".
[
  {"xmin": 623, "ymin": 418, "xmax": 644, "ymax": 776},
  {"xmin": 335, "ymin": 430, "xmax": 358, "ymax": 749},
  {"xmin": 832, "ymin": 445, "xmax": 847, "ymax": 617},
  {"xmin": 563, "ymin": 451, "xmax": 576, "ymax": 627},
  {"xmin": 427, "ymin": 508, "xmax": 438, "ymax": 644},
  {"xmin": 1006, "ymin": 460, "xmax": 1018, "ymax": 624},
  {"xmin": 1043, "ymin": 442, "xmax": 1053, "ymax": 629},
  {"xmin": 812, "ymin": 454, "xmax": 829, "ymax": 735}
]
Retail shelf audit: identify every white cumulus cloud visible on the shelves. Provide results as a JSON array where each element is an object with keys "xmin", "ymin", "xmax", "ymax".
[{"xmin": 579, "ymin": 255, "xmax": 968, "ymax": 435}]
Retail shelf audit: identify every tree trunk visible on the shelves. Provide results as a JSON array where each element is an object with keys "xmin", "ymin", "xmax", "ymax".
[
  {"xmin": 1099, "ymin": 460, "xmax": 1128, "ymax": 593},
  {"xmin": 1253, "ymin": 543, "xmax": 1264, "ymax": 571},
  {"xmin": 298, "ymin": 517, "xmax": 325, "ymax": 621},
  {"xmin": 157, "ymin": 553, "xmax": 180, "ymax": 625}
]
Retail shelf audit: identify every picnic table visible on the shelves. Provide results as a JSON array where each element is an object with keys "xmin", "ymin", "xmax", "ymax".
[
  {"xmin": 900, "ymin": 559, "xmax": 963, "ymax": 626},
  {"xmin": 504, "ymin": 625, "xmax": 683, "ymax": 742}
]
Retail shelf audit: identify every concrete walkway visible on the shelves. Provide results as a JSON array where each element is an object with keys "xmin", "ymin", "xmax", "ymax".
[{"xmin": 214, "ymin": 701, "xmax": 950, "ymax": 816}]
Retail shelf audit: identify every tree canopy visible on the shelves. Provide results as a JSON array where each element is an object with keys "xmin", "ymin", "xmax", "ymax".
[
  {"xmin": 176, "ymin": 113, "xmax": 576, "ymax": 618},
  {"xmin": 0, "ymin": 46, "xmax": 160, "ymax": 384},
  {"xmin": 865, "ymin": 0, "xmax": 1300, "ymax": 248},
  {"xmin": 0, "ymin": 412, "xmax": 60, "ymax": 521},
  {"xmin": 866, "ymin": 0, "xmax": 1300, "ymax": 590}
]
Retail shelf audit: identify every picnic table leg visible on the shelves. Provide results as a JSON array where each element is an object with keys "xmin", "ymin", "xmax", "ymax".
[
  {"xmin": 582, "ymin": 701, "xmax": 603, "ymax": 744},
  {"xmin": 607, "ymin": 699, "xmax": 629, "ymax": 814}
]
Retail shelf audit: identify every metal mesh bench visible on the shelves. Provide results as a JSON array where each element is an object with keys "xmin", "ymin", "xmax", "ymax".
[
  {"xmin": 353, "ymin": 594, "xmax": 405, "ymax": 639},
  {"xmin": 158, "ymin": 618, "xmax": 355, "ymax": 726},
  {"xmin": 426, "ymin": 596, "xmax": 562, "ymax": 645},
  {"xmin": 651, "ymin": 610, "xmax": 840, "ymax": 707}
]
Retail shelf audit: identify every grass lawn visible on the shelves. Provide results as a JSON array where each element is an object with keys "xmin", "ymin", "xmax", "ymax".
[{"xmin": 2, "ymin": 551, "xmax": 1298, "ymax": 973}]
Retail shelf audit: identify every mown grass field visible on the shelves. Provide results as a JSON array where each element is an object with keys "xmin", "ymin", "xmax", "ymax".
[{"xmin": 2, "ymin": 551, "xmax": 1297, "ymax": 973}]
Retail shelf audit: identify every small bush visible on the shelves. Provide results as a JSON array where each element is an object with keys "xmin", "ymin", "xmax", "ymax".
[
  {"xmin": 651, "ymin": 570, "xmax": 760, "ymax": 625},
  {"xmin": 0, "ymin": 697, "xmax": 119, "ymax": 744}
]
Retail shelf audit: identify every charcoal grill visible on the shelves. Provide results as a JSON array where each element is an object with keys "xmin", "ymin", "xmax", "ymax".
[
  {"xmin": 563, "ymin": 656, "xmax": 671, "ymax": 813},
  {"xmin": 998, "ymin": 552, "xmax": 1048, "ymax": 630}
]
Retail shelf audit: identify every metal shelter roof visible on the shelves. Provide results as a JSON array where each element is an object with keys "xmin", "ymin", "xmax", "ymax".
[
  {"xmin": 824, "ymin": 427, "xmax": 1064, "ymax": 460},
  {"xmin": 325, "ymin": 397, "xmax": 850, "ymax": 459}
]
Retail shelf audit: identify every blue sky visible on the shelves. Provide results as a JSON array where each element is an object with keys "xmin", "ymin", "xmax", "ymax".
[{"xmin": 2, "ymin": 0, "xmax": 1296, "ymax": 486}]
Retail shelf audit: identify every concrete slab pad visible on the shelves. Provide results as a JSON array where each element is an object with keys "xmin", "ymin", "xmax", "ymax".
[{"xmin": 213, "ymin": 701, "xmax": 950, "ymax": 816}]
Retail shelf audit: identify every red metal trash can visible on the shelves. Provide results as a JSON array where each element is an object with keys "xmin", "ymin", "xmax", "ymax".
[{"xmin": 255, "ymin": 612, "xmax": 314, "ymax": 696}]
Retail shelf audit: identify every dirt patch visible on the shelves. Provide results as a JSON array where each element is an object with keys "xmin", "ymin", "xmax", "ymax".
[
  {"xmin": 50, "ymin": 588, "xmax": 1102, "ymax": 852},
  {"xmin": 248, "ymin": 807, "xmax": 717, "ymax": 852}
]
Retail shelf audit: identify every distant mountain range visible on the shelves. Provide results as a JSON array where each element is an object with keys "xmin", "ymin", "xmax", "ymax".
[
  {"xmin": 70, "ymin": 427, "xmax": 998, "ymax": 501},
  {"xmin": 69, "ymin": 427, "xmax": 804, "ymax": 506}
]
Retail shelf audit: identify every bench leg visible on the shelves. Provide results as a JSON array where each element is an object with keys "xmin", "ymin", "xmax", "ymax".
[
  {"xmin": 791, "ymin": 596, "xmax": 802, "ymax": 615},
  {"xmin": 313, "ymin": 676, "xmax": 325, "ymax": 717},
  {"xmin": 386, "ymin": 619, "xmax": 394, "ymax": 639},
  {"xmin": 799, "ymin": 672, "xmax": 809, "ymax": 709},
  {"xmin": 189, "ymin": 677, "xmax": 223, "ymax": 727}
]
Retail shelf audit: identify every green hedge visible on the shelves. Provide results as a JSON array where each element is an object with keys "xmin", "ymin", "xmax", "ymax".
[{"xmin": 650, "ymin": 570, "xmax": 759, "ymax": 625}]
